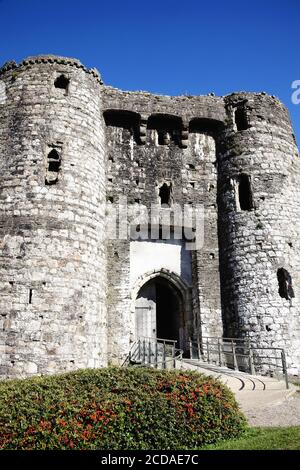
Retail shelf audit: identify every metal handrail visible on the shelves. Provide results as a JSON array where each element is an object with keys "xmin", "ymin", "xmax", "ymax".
[
  {"xmin": 131, "ymin": 348, "xmax": 184, "ymax": 369},
  {"xmin": 138, "ymin": 336, "xmax": 177, "ymax": 345},
  {"xmin": 124, "ymin": 336, "xmax": 183, "ymax": 370},
  {"xmin": 189, "ymin": 336, "xmax": 289, "ymax": 389}
]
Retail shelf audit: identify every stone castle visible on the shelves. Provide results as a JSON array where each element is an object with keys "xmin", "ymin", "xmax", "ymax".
[{"xmin": 0, "ymin": 55, "xmax": 299, "ymax": 378}]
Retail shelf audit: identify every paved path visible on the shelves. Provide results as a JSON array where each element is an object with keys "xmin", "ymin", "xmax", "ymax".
[
  {"xmin": 178, "ymin": 359, "xmax": 299, "ymax": 427},
  {"xmin": 245, "ymin": 393, "xmax": 300, "ymax": 427}
]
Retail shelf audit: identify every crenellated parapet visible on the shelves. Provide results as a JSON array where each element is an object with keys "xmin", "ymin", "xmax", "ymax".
[{"xmin": 0, "ymin": 55, "xmax": 102, "ymax": 82}]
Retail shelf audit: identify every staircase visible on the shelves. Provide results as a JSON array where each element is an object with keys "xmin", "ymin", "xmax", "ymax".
[
  {"xmin": 189, "ymin": 336, "xmax": 290, "ymax": 388},
  {"xmin": 124, "ymin": 336, "xmax": 297, "ymax": 411},
  {"xmin": 178, "ymin": 358, "xmax": 296, "ymax": 412}
]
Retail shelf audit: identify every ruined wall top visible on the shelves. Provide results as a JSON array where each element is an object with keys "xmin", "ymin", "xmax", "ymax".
[
  {"xmin": 0, "ymin": 54, "xmax": 102, "ymax": 83},
  {"xmin": 0, "ymin": 54, "xmax": 295, "ymax": 140}
]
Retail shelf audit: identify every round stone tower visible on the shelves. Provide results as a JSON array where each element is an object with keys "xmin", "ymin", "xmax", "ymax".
[
  {"xmin": 0, "ymin": 56, "xmax": 107, "ymax": 377},
  {"xmin": 218, "ymin": 92, "xmax": 300, "ymax": 374}
]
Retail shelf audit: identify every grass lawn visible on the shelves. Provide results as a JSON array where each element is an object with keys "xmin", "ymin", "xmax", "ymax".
[{"xmin": 202, "ymin": 427, "xmax": 300, "ymax": 450}]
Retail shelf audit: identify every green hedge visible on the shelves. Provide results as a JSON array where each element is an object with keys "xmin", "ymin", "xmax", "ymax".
[{"xmin": 0, "ymin": 367, "xmax": 247, "ymax": 450}]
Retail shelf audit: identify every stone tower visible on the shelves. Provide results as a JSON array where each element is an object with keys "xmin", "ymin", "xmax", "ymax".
[
  {"xmin": 0, "ymin": 56, "xmax": 107, "ymax": 377},
  {"xmin": 218, "ymin": 92, "xmax": 300, "ymax": 375},
  {"xmin": 0, "ymin": 55, "xmax": 299, "ymax": 378}
]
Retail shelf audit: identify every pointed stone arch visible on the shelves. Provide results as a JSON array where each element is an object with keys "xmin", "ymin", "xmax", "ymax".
[{"xmin": 131, "ymin": 269, "xmax": 192, "ymax": 351}]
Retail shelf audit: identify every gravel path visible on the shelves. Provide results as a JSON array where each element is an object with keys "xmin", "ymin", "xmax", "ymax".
[{"xmin": 245, "ymin": 393, "xmax": 300, "ymax": 427}]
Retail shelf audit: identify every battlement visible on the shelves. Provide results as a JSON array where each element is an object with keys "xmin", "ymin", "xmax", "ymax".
[
  {"xmin": 0, "ymin": 55, "xmax": 292, "ymax": 132},
  {"xmin": 0, "ymin": 54, "xmax": 102, "ymax": 82}
]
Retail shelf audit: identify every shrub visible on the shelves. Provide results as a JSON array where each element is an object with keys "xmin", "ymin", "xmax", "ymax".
[{"xmin": 0, "ymin": 367, "xmax": 246, "ymax": 450}]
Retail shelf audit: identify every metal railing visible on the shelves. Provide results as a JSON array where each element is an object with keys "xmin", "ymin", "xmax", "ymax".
[
  {"xmin": 124, "ymin": 336, "xmax": 183, "ymax": 369},
  {"xmin": 189, "ymin": 336, "xmax": 289, "ymax": 389}
]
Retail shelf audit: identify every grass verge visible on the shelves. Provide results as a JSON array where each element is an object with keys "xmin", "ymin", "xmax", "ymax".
[{"xmin": 202, "ymin": 426, "xmax": 300, "ymax": 450}]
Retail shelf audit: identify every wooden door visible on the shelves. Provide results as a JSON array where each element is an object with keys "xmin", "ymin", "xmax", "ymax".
[{"xmin": 135, "ymin": 282, "xmax": 157, "ymax": 339}]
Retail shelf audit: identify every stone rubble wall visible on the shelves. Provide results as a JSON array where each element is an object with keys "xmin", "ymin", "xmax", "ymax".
[
  {"xmin": 218, "ymin": 92, "xmax": 300, "ymax": 374},
  {"xmin": 102, "ymin": 88, "xmax": 226, "ymax": 363},
  {"xmin": 0, "ymin": 55, "xmax": 299, "ymax": 377},
  {"xmin": 0, "ymin": 56, "xmax": 107, "ymax": 378}
]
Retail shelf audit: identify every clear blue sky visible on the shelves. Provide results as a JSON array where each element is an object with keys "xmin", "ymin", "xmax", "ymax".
[{"xmin": 0, "ymin": 0, "xmax": 299, "ymax": 144}]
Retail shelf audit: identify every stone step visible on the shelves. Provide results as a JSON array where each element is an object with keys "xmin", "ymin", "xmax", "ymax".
[
  {"xmin": 177, "ymin": 359, "xmax": 297, "ymax": 413},
  {"xmin": 177, "ymin": 359, "xmax": 292, "ymax": 392}
]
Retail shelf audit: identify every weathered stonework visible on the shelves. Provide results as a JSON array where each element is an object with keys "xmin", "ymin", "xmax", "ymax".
[
  {"xmin": 0, "ymin": 55, "xmax": 299, "ymax": 378},
  {"xmin": 0, "ymin": 56, "xmax": 107, "ymax": 377}
]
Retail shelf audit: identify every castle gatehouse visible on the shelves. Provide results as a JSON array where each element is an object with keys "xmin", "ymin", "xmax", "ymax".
[{"xmin": 0, "ymin": 55, "xmax": 299, "ymax": 378}]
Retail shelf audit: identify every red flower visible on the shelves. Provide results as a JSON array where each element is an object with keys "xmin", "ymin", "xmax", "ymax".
[{"xmin": 58, "ymin": 419, "xmax": 67, "ymax": 427}]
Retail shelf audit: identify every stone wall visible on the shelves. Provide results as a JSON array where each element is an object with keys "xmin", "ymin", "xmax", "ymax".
[
  {"xmin": 0, "ymin": 55, "xmax": 299, "ymax": 377},
  {"xmin": 218, "ymin": 92, "xmax": 300, "ymax": 374},
  {"xmin": 102, "ymin": 88, "xmax": 224, "ymax": 363},
  {"xmin": 0, "ymin": 56, "xmax": 107, "ymax": 377}
]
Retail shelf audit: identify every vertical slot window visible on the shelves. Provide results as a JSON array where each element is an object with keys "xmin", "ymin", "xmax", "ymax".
[{"xmin": 45, "ymin": 148, "xmax": 61, "ymax": 185}]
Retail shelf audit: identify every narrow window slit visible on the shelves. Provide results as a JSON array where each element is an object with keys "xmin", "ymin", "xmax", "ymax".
[
  {"xmin": 238, "ymin": 174, "xmax": 253, "ymax": 211},
  {"xmin": 29, "ymin": 288, "xmax": 33, "ymax": 304},
  {"xmin": 277, "ymin": 268, "xmax": 295, "ymax": 300},
  {"xmin": 45, "ymin": 149, "xmax": 61, "ymax": 185},
  {"xmin": 235, "ymin": 107, "xmax": 249, "ymax": 131},
  {"xmin": 159, "ymin": 183, "xmax": 172, "ymax": 206}
]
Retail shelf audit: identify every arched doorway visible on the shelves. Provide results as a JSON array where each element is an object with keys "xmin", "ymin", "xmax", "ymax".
[{"xmin": 135, "ymin": 275, "xmax": 186, "ymax": 348}]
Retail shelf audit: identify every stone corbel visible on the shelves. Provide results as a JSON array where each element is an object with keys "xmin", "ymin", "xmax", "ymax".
[
  {"xmin": 139, "ymin": 114, "xmax": 148, "ymax": 145},
  {"xmin": 181, "ymin": 120, "xmax": 189, "ymax": 148}
]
